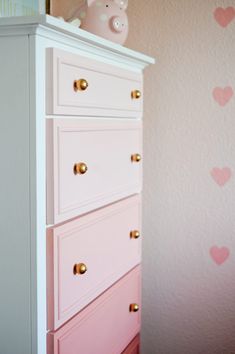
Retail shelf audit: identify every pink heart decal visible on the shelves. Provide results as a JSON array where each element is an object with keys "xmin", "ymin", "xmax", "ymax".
[
  {"xmin": 213, "ymin": 87, "xmax": 234, "ymax": 106},
  {"xmin": 210, "ymin": 246, "xmax": 230, "ymax": 265},
  {"xmin": 211, "ymin": 167, "xmax": 232, "ymax": 187},
  {"xmin": 214, "ymin": 7, "xmax": 235, "ymax": 28}
]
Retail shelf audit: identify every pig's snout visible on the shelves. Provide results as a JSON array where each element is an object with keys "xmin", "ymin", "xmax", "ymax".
[{"xmin": 110, "ymin": 16, "xmax": 125, "ymax": 32}]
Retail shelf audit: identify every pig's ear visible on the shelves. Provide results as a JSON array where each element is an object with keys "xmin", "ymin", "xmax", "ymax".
[
  {"xmin": 114, "ymin": 0, "xmax": 128, "ymax": 10},
  {"xmin": 87, "ymin": 0, "xmax": 96, "ymax": 5}
]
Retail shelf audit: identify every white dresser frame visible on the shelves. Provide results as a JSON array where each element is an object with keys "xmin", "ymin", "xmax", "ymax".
[{"xmin": 0, "ymin": 15, "xmax": 154, "ymax": 354}]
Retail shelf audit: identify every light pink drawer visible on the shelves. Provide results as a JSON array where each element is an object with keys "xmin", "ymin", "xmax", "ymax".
[
  {"xmin": 46, "ymin": 48, "xmax": 143, "ymax": 118},
  {"xmin": 47, "ymin": 266, "xmax": 141, "ymax": 354},
  {"xmin": 47, "ymin": 119, "xmax": 142, "ymax": 225},
  {"xmin": 122, "ymin": 335, "xmax": 140, "ymax": 354},
  {"xmin": 47, "ymin": 195, "xmax": 141, "ymax": 330}
]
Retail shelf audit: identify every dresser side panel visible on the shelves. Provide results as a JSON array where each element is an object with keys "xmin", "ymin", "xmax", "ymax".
[{"xmin": 0, "ymin": 35, "xmax": 31, "ymax": 354}]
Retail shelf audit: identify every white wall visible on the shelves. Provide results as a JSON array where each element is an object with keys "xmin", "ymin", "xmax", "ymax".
[{"xmin": 126, "ymin": 1, "xmax": 235, "ymax": 353}]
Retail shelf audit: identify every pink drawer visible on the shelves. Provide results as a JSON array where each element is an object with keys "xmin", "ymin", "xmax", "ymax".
[
  {"xmin": 47, "ymin": 195, "xmax": 141, "ymax": 330},
  {"xmin": 122, "ymin": 335, "xmax": 140, "ymax": 354},
  {"xmin": 47, "ymin": 266, "xmax": 141, "ymax": 354},
  {"xmin": 47, "ymin": 119, "xmax": 142, "ymax": 225},
  {"xmin": 46, "ymin": 48, "xmax": 143, "ymax": 118}
]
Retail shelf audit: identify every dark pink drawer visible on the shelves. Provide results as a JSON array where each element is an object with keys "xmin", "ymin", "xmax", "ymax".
[
  {"xmin": 122, "ymin": 334, "xmax": 140, "ymax": 354},
  {"xmin": 47, "ymin": 266, "xmax": 141, "ymax": 354}
]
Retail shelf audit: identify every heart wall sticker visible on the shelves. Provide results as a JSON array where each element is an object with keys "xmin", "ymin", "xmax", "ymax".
[
  {"xmin": 214, "ymin": 7, "xmax": 235, "ymax": 28},
  {"xmin": 210, "ymin": 246, "xmax": 230, "ymax": 265},
  {"xmin": 211, "ymin": 167, "xmax": 232, "ymax": 187},
  {"xmin": 213, "ymin": 87, "xmax": 234, "ymax": 106}
]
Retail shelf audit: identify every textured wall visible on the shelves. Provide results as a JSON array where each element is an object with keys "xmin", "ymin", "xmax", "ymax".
[{"xmin": 126, "ymin": 1, "xmax": 235, "ymax": 353}]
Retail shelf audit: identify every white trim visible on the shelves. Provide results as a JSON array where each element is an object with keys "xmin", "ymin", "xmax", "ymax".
[
  {"xmin": 0, "ymin": 15, "xmax": 155, "ymax": 71},
  {"xmin": 29, "ymin": 33, "xmax": 47, "ymax": 354}
]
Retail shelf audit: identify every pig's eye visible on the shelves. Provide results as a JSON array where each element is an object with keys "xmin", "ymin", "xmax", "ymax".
[{"xmin": 106, "ymin": 4, "xmax": 109, "ymax": 7}]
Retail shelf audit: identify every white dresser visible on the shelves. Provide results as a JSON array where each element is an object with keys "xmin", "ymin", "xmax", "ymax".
[{"xmin": 0, "ymin": 15, "xmax": 154, "ymax": 354}]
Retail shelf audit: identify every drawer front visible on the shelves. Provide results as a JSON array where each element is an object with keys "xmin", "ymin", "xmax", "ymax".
[
  {"xmin": 47, "ymin": 266, "xmax": 141, "ymax": 354},
  {"xmin": 122, "ymin": 335, "xmax": 140, "ymax": 354},
  {"xmin": 46, "ymin": 48, "xmax": 143, "ymax": 118},
  {"xmin": 47, "ymin": 119, "xmax": 142, "ymax": 224},
  {"xmin": 47, "ymin": 196, "xmax": 142, "ymax": 330}
]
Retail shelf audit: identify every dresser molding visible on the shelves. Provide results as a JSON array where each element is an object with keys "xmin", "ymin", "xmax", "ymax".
[
  {"xmin": 0, "ymin": 15, "xmax": 154, "ymax": 354},
  {"xmin": 0, "ymin": 15, "xmax": 155, "ymax": 72}
]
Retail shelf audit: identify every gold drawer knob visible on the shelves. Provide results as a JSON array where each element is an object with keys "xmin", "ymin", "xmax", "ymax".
[
  {"xmin": 74, "ymin": 162, "xmax": 88, "ymax": 175},
  {"xmin": 130, "ymin": 303, "xmax": 139, "ymax": 312},
  {"xmin": 130, "ymin": 230, "xmax": 140, "ymax": 239},
  {"xmin": 131, "ymin": 90, "xmax": 141, "ymax": 99},
  {"xmin": 74, "ymin": 79, "xmax": 89, "ymax": 91},
  {"xmin": 73, "ymin": 263, "xmax": 87, "ymax": 275},
  {"xmin": 131, "ymin": 154, "xmax": 142, "ymax": 163}
]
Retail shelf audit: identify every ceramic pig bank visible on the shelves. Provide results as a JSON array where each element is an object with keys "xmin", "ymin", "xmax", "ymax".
[{"xmin": 71, "ymin": 0, "xmax": 129, "ymax": 45}]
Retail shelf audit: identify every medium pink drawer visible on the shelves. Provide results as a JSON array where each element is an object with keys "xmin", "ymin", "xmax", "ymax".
[
  {"xmin": 47, "ymin": 266, "xmax": 141, "ymax": 354},
  {"xmin": 122, "ymin": 335, "xmax": 140, "ymax": 354},
  {"xmin": 47, "ymin": 195, "xmax": 141, "ymax": 330},
  {"xmin": 47, "ymin": 119, "xmax": 142, "ymax": 225},
  {"xmin": 46, "ymin": 48, "xmax": 143, "ymax": 118}
]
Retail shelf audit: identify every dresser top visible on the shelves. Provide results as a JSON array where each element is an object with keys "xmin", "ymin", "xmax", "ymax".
[{"xmin": 0, "ymin": 15, "xmax": 155, "ymax": 71}]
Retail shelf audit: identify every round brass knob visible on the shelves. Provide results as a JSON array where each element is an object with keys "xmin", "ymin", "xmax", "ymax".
[
  {"xmin": 74, "ymin": 79, "xmax": 89, "ymax": 91},
  {"xmin": 74, "ymin": 162, "xmax": 88, "ymax": 175},
  {"xmin": 131, "ymin": 90, "xmax": 141, "ymax": 99},
  {"xmin": 131, "ymin": 154, "xmax": 142, "ymax": 163},
  {"xmin": 73, "ymin": 263, "xmax": 87, "ymax": 275},
  {"xmin": 129, "ymin": 303, "xmax": 139, "ymax": 312},
  {"xmin": 130, "ymin": 230, "xmax": 140, "ymax": 239}
]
